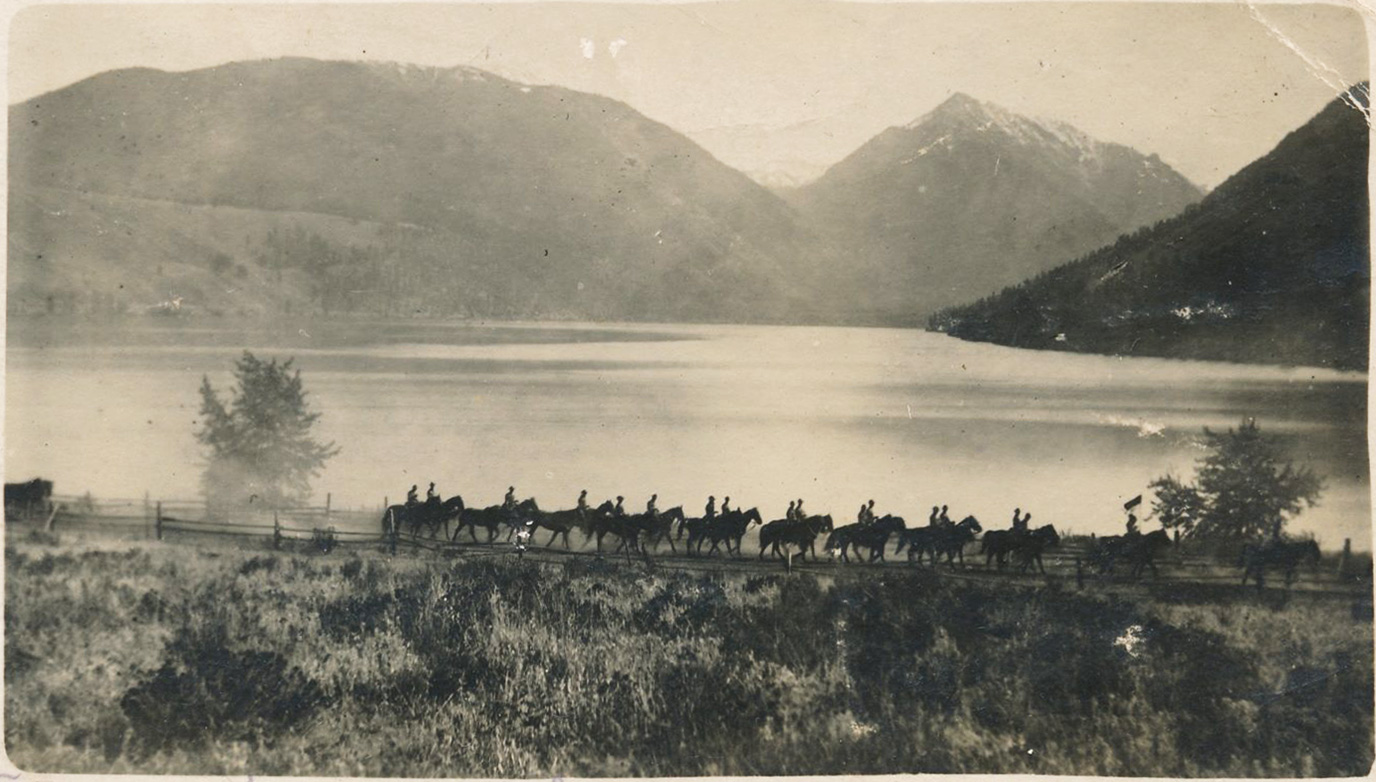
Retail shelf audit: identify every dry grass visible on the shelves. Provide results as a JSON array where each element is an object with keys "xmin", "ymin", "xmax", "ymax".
[{"xmin": 5, "ymin": 534, "xmax": 1372, "ymax": 776}]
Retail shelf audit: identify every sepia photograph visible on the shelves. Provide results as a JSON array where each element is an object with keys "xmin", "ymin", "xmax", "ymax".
[{"xmin": 3, "ymin": 0, "xmax": 1372, "ymax": 776}]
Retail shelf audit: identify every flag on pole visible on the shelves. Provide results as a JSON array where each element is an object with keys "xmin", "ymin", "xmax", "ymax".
[{"xmin": 1124, "ymin": 495, "xmax": 1143, "ymax": 511}]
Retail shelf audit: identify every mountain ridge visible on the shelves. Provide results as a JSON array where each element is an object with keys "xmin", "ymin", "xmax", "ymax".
[
  {"xmin": 10, "ymin": 57, "xmax": 838, "ymax": 323},
  {"xmin": 930, "ymin": 84, "xmax": 1371, "ymax": 371},
  {"xmin": 790, "ymin": 92, "xmax": 1204, "ymax": 324}
]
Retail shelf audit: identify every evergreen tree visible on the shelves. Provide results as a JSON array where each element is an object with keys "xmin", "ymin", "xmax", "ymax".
[
  {"xmin": 1150, "ymin": 418, "xmax": 1323, "ymax": 540},
  {"xmin": 196, "ymin": 352, "xmax": 339, "ymax": 513}
]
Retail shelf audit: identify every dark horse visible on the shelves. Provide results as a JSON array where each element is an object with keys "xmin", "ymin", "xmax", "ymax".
[
  {"xmin": 529, "ymin": 506, "xmax": 594, "ymax": 549},
  {"xmin": 758, "ymin": 514, "xmax": 834, "ymax": 561},
  {"xmin": 5, "ymin": 478, "xmax": 53, "ymax": 520},
  {"xmin": 632, "ymin": 507, "xmax": 686, "ymax": 553},
  {"xmin": 380, "ymin": 495, "xmax": 465, "ymax": 540},
  {"xmin": 899, "ymin": 517, "xmax": 983, "ymax": 567},
  {"xmin": 978, "ymin": 523, "xmax": 1057, "ymax": 572},
  {"xmin": 1240, "ymin": 538, "xmax": 1321, "ymax": 589},
  {"xmin": 826, "ymin": 515, "xmax": 906, "ymax": 563},
  {"xmin": 586, "ymin": 501, "xmax": 646, "ymax": 558},
  {"xmin": 699, "ymin": 508, "xmax": 764, "ymax": 557},
  {"xmin": 454, "ymin": 498, "xmax": 540, "ymax": 543},
  {"xmin": 1088, "ymin": 529, "xmax": 1172, "ymax": 579}
]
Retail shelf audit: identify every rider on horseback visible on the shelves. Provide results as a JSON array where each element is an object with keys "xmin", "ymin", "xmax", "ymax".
[
  {"xmin": 787, "ymin": 500, "xmax": 797, "ymax": 522},
  {"xmin": 614, "ymin": 496, "xmax": 627, "ymax": 517},
  {"xmin": 1126, "ymin": 512, "xmax": 1140, "ymax": 536},
  {"xmin": 1013, "ymin": 509, "xmax": 1029, "ymax": 534},
  {"xmin": 704, "ymin": 496, "xmax": 716, "ymax": 519},
  {"xmin": 577, "ymin": 489, "xmax": 589, "ymax": 521},
  {"xmin": 939, "ymin": 504, "xmax": 952, "ymax": 527},
  {"xmin": 426, "ymin": 482, "xmax": 438, "ymax": 503},
  {"xmin": 722, "ymin": 497, "xmax": 732, "ymax": 514},
  {"xmin": 503, "ymin": 486, "xmax": 517, "ymax": 511},
  {"xmin": 646, "ymin": 494, "xmax": 658, "ymax": 519},
  {"xmin": 406, "ymin": 484, "xmax": 419, "ymax": 507},
  {"xmin": 858, "ymin": 499, "xmax": 876, "ymax": 526},
  {"xmin": 796, "ymin": 498, "xmax": 806, "ymax": 520},
  {"xmin": 929, "ymin": 506, "xmax": 941, "ymax": 527}
]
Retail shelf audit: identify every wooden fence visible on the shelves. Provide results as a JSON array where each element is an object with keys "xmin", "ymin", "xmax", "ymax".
[{"xmin": 20, "ymin": 493, "xmax": 445, "ymax": 553}]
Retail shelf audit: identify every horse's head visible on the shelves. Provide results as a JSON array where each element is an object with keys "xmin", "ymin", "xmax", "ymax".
[
  {"xmin": 518, "ymin": 497, "xmax": 540, "ymax": 513},
  {"xmin": 1035, "ymin": 524, "xmax": 1059, "ymax": 546},
  {"xmin": 960, "ymin": 515, "xmax": 982, "ymax": 533},
  {"xmin": 594, "ymin": 500, "xmax": 615, "ymax": 515},
  {"xmin": 812, "ymin": 514, "xmax": 834, "ymax": 532},
  {"xmin": 663, "ymin": 506, "xmax": 685, "ymax": 522},
  {"xmin": 746, "ymin": 507, "xmax": 763, "ymax": 525}
]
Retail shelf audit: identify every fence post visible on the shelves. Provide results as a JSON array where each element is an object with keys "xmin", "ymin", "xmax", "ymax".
[
  {"xmin": 273, "ymin": 511, "xmax": 282, "ymax": 551},
  {"xmin": 1339, "ymin": 538, "xmax": 1352, "ymax": 578},
  {"xmin": 155, "ymin": 501, "xmax": 163, "ymax": 541},
  {"xmin": 325, "ymin": 493, "xmax": 332, "ymax": 520}
]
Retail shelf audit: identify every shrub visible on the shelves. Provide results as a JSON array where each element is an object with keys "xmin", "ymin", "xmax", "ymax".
[{"xmin": 119, "ymin": 625, "xmax": 327, "ymax": 754}]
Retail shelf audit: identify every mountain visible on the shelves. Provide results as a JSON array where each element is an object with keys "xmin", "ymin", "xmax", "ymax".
[
  {"xmin": 790, "ymin": 93, "xmax": 1204, "ymax": 324},
  {"xmin": 9, "ymin": 58, "xmax": 836, "ymax": 323},
  {"xmin": 931, "ymin": 85, "xmax": 1370, "ymax": 371}
]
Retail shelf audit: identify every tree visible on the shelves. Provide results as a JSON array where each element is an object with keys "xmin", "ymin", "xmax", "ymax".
[
  {"xmin": 1150, "ymin": 418, "xmax": 1323, "ymax": 540},
  {"xmin": 196, "ymin": 352, "xmax": 339, "ymax": 513}
]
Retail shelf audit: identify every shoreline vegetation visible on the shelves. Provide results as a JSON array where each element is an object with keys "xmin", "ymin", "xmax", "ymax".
[
  {"xmin": 6, "ymin": 534, "xmax": 1372, "ymax": 777},
  {"xmin": 8, "ymin": 312, "xmax": 1370, "ymax": 375}
]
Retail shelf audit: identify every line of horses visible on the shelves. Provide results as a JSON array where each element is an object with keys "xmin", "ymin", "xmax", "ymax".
[{"xmin": 378, "ymin": 494, "xmax": 1293, "ymax": 582}]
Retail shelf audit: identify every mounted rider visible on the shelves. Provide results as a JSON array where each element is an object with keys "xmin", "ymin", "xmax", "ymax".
[
  {"xmin": 646, "ymin": 494, "xmax": 659, "ymax": 519},
  {"xmin": 704, "ymin": 495, "xmax": 717, "ymax": 520},
  {"xmin": 795, "ymin": 498, "xmax": 806, "ymax": 520},
  {"xmin": 1012, "ymin": 508, "xmax": 1029, "ymax": 534},
  {"xmin": 576, "ymin": 489, "xmax": 589, "ymax": 521},
  {"xmin": 858, "ymin": 499, "xmax": 876, "ymax": 526},
  {"xmin": 786, "ymin": 500, "xmax": 797, "ymax": 522},
  {"xmin": 722, "ymin": 497, "xmax": 732, "ymax": 515},
  {"xmin": 614, "ymin": 496, "xmax": 627, "ymax": 517},
  {"xmin": 1124, "ymin": 494, "xmax": 1143, "ymax": 536},
  {"xmin": 929, "ymin": 506, "xmax": 941, "ymax": 527},
  {"xmin": 938, "ymin": 504, "xmax": 952, "ymax": 527},
  {"xmin": 503, "ymin": 486, "xmax": 517, "ymax": 511},
  {"xmin": 406, "ymin": 484, "xmax": 419, "ymax": 507},
  {"xmin": 426, "ymin": 482, "xmax": 438, "ymax": 503}
]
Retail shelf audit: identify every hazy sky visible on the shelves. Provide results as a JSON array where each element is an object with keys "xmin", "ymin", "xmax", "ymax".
[{"xmin": 7, "ymin": 1, "xmax": 1370, "ymax": 187}]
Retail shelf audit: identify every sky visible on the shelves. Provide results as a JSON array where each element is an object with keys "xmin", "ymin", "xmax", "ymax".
[{"xmin": 6, "ymin": 1, "xmax": 1371, "ymax": 188}]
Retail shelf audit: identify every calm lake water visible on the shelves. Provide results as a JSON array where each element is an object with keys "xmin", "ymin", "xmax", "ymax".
[{"xmin": 6, "ymin": 319, "xmax": 1370, "ymax": 547}]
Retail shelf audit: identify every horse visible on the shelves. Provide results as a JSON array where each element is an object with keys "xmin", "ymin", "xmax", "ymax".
[
  {"xmin": 1240, "ymin": 538, "xmax": 1321, "ymax": 588},
  {"xmin": 980, "ymin": 523, "xmax": 1055, "ymax": 571},
  {"xmin": 5, "ymin": 478, "xmax": 53, "ymax": 520},
  {"xmin": 826, "ymin": 515, "xmax": 906, "ymax": 563},
  {"xmin": 586, "ymin": 501, "xmax": 644, "ymax": 558},
  {"xmin": 1007, "ymin": 524, "xmax": 1059, "ymax": 574},
  {"xmin": 635, "ymin": 507, "xmax": 686, "ymax": 553},
  {"xmin": 898, "ymin": 516, "xmax": 983, "ymax": 567},
  {"xmin": 701, "ymin": 507, "xmax": 764, "ymax": 557},
  {"xmin": 529, "ymin": 506, "xmax": 592, "ymax": 549},
  {"xmin": 379, "ymin": 495, "xmax": 465, "ymax": 540},
  {"xmin": 454, "ymin": 498, "xmax": 539, "ymax": 543},
  {"xmin": 1088, "ymin": 529, "xmax": 1171, "ymax": 579},
  {"xmin": 758, "ymin": 514, "xmax": 833, "ymax": 561}
]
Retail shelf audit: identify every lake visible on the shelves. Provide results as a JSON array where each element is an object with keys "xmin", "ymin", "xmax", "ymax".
[{"xmin": 6, "ymin": 318, "xmax": 1369, "ymax": 547}]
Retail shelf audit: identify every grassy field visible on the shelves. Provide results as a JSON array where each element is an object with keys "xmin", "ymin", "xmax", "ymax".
[{"xmin": 5, "ymin": 531, "xmax": 1372, "ymax": 776}]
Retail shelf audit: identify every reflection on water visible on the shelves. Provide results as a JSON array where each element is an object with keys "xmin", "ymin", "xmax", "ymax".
[{"xmin": 6, "ymin": 320, "xmax": 1369, "ymax": 547}]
